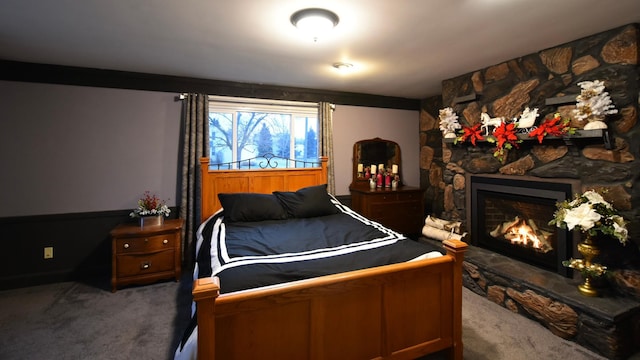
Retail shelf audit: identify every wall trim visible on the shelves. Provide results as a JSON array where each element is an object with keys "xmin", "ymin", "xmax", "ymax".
[{"xmin": 0, "ymin": 207, "xmax": 179, "ymax": 290}]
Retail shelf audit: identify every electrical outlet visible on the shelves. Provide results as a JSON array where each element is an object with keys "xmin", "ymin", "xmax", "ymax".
[{"xmin": 44, "ymin": 247, "xmax": 53, "ymax": 259}]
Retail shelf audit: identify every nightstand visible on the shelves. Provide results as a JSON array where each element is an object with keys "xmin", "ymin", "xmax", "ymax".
[{"xmin": 110, "ymin": 218, "xmax": 183, "ymax": 292}]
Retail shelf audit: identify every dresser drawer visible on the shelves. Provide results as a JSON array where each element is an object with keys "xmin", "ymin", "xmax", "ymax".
[
  {"xmin": 369, "ymin": 201, "xmax": 420, "ymax": 218},
  {"xmin": 115, "ymin": 233, "xmax": 176, "ymax": 254},
  {"xmin": 116, "ymin": 250, "xmax": 175, "ymax": 277},
  {"xmin": 395, "ymin": 191, "xmax": 420, "ymax": 201}
]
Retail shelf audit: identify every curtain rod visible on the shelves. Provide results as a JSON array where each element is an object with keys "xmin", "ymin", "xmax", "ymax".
[{"xmin": 177, "ymin": 93, "xmax": 320, "ymax": 109}]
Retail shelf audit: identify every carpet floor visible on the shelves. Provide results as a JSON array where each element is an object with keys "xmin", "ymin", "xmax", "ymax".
[{"xmin": 0, "ymin": 276, "xmax": 636, "ymax": 360}]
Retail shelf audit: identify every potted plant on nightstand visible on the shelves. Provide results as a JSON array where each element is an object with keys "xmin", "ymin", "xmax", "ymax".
[{"xmin": 129, "ymin": 191, "xmax": 171, "ymax": 227}]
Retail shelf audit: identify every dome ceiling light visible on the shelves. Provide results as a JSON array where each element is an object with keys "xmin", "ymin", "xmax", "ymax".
[
  {"xmin": 332, "ymin": 62, "xmax": 353, "ymax": 71},
  {"xmin": 290, "ymin": 8, "xmax": 339, "ymax": 42}
]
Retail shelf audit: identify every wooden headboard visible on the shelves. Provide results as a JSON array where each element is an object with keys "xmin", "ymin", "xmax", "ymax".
[{"xmin": 199, "ymin": 156, "xmax": 329, "ymax": 222}]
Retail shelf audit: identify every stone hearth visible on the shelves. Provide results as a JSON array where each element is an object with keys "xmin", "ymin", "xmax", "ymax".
[{"xmin": 420, "ymin": 237, "xmax": 640, "ymax": 359}]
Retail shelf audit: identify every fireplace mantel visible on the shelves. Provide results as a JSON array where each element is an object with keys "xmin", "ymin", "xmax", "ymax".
[{"xmin": 443, "ymin": 128, "xmax": 612, "ymax": 149}]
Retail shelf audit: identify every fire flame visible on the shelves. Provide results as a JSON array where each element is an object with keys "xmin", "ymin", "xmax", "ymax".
[
  {"xmin": 505, "ymin": 223, "xmax": 542, "ymax": 249},
  {"xmin": 490, "ymin": 216, "xmax": 553, "ymax": 253}
]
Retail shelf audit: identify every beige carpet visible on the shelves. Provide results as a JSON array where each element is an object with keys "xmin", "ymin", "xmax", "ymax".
[
  {"xmin": 0, "ymin": 279, "xmax": 636, "ymax": 359},
  {"xmin": 458, "ymin": 287, "xmax": 611, "ymax": 360}
]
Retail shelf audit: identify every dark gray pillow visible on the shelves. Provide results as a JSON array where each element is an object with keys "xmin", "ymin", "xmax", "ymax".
[
  {"xmin": 273, "ymin": 184, "xmax": 340, "ymax": 218},
  {"xmin": 218, "ymin": 193, "xmax": 288, "ymax": 222}
]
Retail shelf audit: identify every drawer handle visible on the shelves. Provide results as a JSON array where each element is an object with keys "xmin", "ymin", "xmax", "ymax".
[
  {"xmin": 123, "ymin": 243, "xmax": 129, "ymax": 249},
  {"xmin": 144, "ymin": 238, "xmax": 149, "ymax": 242},
  {"xmin": 163, "ymin": 239, "xmax": 168, "ymax": 244},
  {"xmin": 141, "ymin": 261, "xmax": 151, "ymax": 270}
]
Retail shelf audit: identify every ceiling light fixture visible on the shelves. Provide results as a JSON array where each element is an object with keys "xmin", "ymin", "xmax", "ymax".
[
  {"xmin": 332, "ymin": 62, "xmax": 353, "ymax": 71},
  {"xmin": 290, "ymin": 8, "xmax": 339, "ymax": 42}
]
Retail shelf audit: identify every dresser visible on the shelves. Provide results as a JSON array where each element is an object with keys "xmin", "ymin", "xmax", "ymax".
[
  {"xmin": 110, "ymin": 218, "xmax": 183, "ymax": 292},
  {"xmin": 350, "ymin": 186, "xmax": 424, "ymax": 236}
]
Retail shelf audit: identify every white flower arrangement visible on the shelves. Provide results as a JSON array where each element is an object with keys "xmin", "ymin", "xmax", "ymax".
[
  {"xmin": 549, "ymin": 189, "xmax": 628, "ymax": 245},
  {"xmin": 129, "ymin": 191, "xmax": 171, "ymax": 218},
  {"xmin": 573, "ymin": 80, "xmax": 617, "ymax": 129},
  {"xmin": 439, "ymin": 107, "xmax": 461, "ymax": 138}
]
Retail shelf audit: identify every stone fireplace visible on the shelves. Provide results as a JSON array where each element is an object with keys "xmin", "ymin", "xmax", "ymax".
[
  {"xmin": 418, "ymin": 23, "xmax": 640, "ymax": 359},
  {"xmin": 467, "ymin": 174, "xmax": 578, "ymax": 277}
]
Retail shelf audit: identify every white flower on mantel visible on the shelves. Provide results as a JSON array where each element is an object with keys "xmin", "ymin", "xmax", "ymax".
[
  {"xmin": 573, "ymin": 80, "xmax": 618, "ymax": 130},
  {"xmin": 438, "ymin": 107, "xmax": 461, "ymax": 138}
]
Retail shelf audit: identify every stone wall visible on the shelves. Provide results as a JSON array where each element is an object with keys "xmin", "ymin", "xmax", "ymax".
[{"xmin": 419, "ymin": 24, "xmax": 640, "ymax": 295}]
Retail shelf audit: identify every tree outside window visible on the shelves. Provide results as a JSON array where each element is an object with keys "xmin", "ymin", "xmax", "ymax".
[{"xmin": 208, "ymin": 98, "xmax": 319, "ymax": 169}]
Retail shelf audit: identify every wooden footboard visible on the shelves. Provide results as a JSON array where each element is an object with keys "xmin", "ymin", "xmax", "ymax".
[{"xmin": 193, "ymin": 239, "xmax": 467, "ymax": 360}]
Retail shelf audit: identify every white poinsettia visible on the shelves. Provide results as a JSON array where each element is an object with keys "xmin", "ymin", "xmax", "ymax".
[
  {"xmin": 612, "ymin": 220, "xmax": 628, "ymax": 242},
  {"xmin": 563, "ymin": 203, "xmax": 601, "ymax": 231},
  {"xmin": 582, "ymin": 190, "xmax": 610, "ymax": 207},
  {"xmin": 550, "ymin": 189, "xmax": 628, "ymax": 245}
]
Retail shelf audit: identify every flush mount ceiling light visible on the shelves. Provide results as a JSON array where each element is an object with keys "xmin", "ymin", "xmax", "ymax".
[
  {"xmin": 290, "ymin": 8, "xmax": 339, "ymax": 41},
  {"xmin": 332, "ymin": 62, "xmax": 353, "ymax": 71}
]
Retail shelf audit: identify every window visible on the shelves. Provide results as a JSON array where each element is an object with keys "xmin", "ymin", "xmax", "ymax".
[{"xmin": 208, "ymin": 96, "xmax": 319, "ymax": 169}]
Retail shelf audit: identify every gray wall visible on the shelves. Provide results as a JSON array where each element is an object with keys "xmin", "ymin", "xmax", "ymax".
[
  {"xmin": 0, "ymin": 80, "xmax": 419, "ymax": 217},
  {"xmin": 0, "ymin": 81, "xmax": 182, "ymax": 217}
]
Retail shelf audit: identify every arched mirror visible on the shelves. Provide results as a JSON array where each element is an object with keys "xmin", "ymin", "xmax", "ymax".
[{"xmin": 350, "ymin": 138, "xmax": 402, "ymax": 189}]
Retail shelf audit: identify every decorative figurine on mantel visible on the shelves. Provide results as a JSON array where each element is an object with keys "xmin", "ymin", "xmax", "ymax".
[
  {"xmin": 574, "ymin": 80, "xmax": 618, "ymax": 130},
  {"xmin": 438, "ymin": 107, "xmax": 461, "ymax": 138},
  {"xmin": 516, "ymin": 107, "xmax": 539, "ymax": 129},
  {"xmin": 479, "ymin": 112, "xmax": 505, "ymax": 136}
]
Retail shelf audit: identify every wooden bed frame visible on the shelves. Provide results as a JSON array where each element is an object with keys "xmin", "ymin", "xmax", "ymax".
[{"xmin": 192, "ymin": 156, "xmax": 467, "ymax": 360}]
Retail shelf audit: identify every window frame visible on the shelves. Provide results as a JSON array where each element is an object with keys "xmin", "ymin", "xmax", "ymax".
[{"xmin": 208, "ymin": 96, "xmax": 320, "ymax": 169}]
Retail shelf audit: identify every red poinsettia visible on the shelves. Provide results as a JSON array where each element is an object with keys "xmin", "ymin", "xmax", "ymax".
[
  {"xmin": 486, "ymin": 121, "xmax": 521, "ymax": 161},
  {"xmin": 528, "ymin": 113, "xmax": 574, "ymax": 143},
  {"xmin": 492, "ymin": 121, "xmax": 520, "ymax": 150},
  {"xmin": 456, "ymin": 123, "xmax": 484, "ymax": 146}
]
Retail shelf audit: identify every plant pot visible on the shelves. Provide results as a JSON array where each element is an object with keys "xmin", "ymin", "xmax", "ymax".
[
  {"xmin": 576, "ymin": 233, "xmax": 605, "ymax": 297},
  {"xmin": 139, "ymin": 215, "xmax": 164, "ymax": 228}
]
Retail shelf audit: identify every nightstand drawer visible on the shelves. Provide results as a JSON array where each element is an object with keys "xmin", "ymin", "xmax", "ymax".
[
  {"xmin": 116, "ymin": 250, "xmax": 175, "ymax": 277},
  {"xmin": 116, "ymin": 233, "xmax": 175, "ymax": 254}
]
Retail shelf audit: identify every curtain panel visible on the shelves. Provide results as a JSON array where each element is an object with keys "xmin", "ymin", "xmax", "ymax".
[
  {"xmin": 319, "ymin": 102, "xmax": 335, "ymax": 195},
  {"xmin": 179, "ymin": 93, "xmax": 209, "ymax": 268}
]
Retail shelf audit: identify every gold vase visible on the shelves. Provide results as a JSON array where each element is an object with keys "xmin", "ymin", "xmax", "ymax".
[{"xmin": 576, "ymin": 234, "xmax": 602, "ymax": 297}]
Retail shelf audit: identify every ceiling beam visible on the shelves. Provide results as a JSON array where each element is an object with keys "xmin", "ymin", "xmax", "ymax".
[{"xmin": 0, "ymin": 60, "xmax": 421, "ymax": 110}]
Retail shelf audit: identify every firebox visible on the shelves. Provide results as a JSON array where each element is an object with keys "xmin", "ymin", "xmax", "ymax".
[{"xmin": 467, "ymin": 174, "xmax": 580, "ymax": 277}]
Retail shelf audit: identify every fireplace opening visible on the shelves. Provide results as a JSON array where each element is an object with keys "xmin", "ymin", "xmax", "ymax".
[{"xmin": 468, "ymin": 175, "xmax": 579, "ymax": 277}]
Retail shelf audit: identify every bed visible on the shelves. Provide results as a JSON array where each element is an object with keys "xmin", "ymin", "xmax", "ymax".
[{"xmin": 175, "ymin": 156, "xmax": 467, "ymax": 360}]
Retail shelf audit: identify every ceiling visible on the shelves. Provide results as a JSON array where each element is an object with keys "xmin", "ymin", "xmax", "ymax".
[{"xmin": 1, "ymin": 1, "xmax": 639, "ymax": 99}]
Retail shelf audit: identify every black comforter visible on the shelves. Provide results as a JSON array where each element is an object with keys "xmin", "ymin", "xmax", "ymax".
[{"xmin": 195, "ymin": 203, "xmax": 441, "ymax": 294}]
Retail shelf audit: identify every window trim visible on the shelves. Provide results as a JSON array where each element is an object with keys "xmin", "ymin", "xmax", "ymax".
[{"xmin": 208, "ymin": 96, "xmax": 320, "ymax": 169}]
